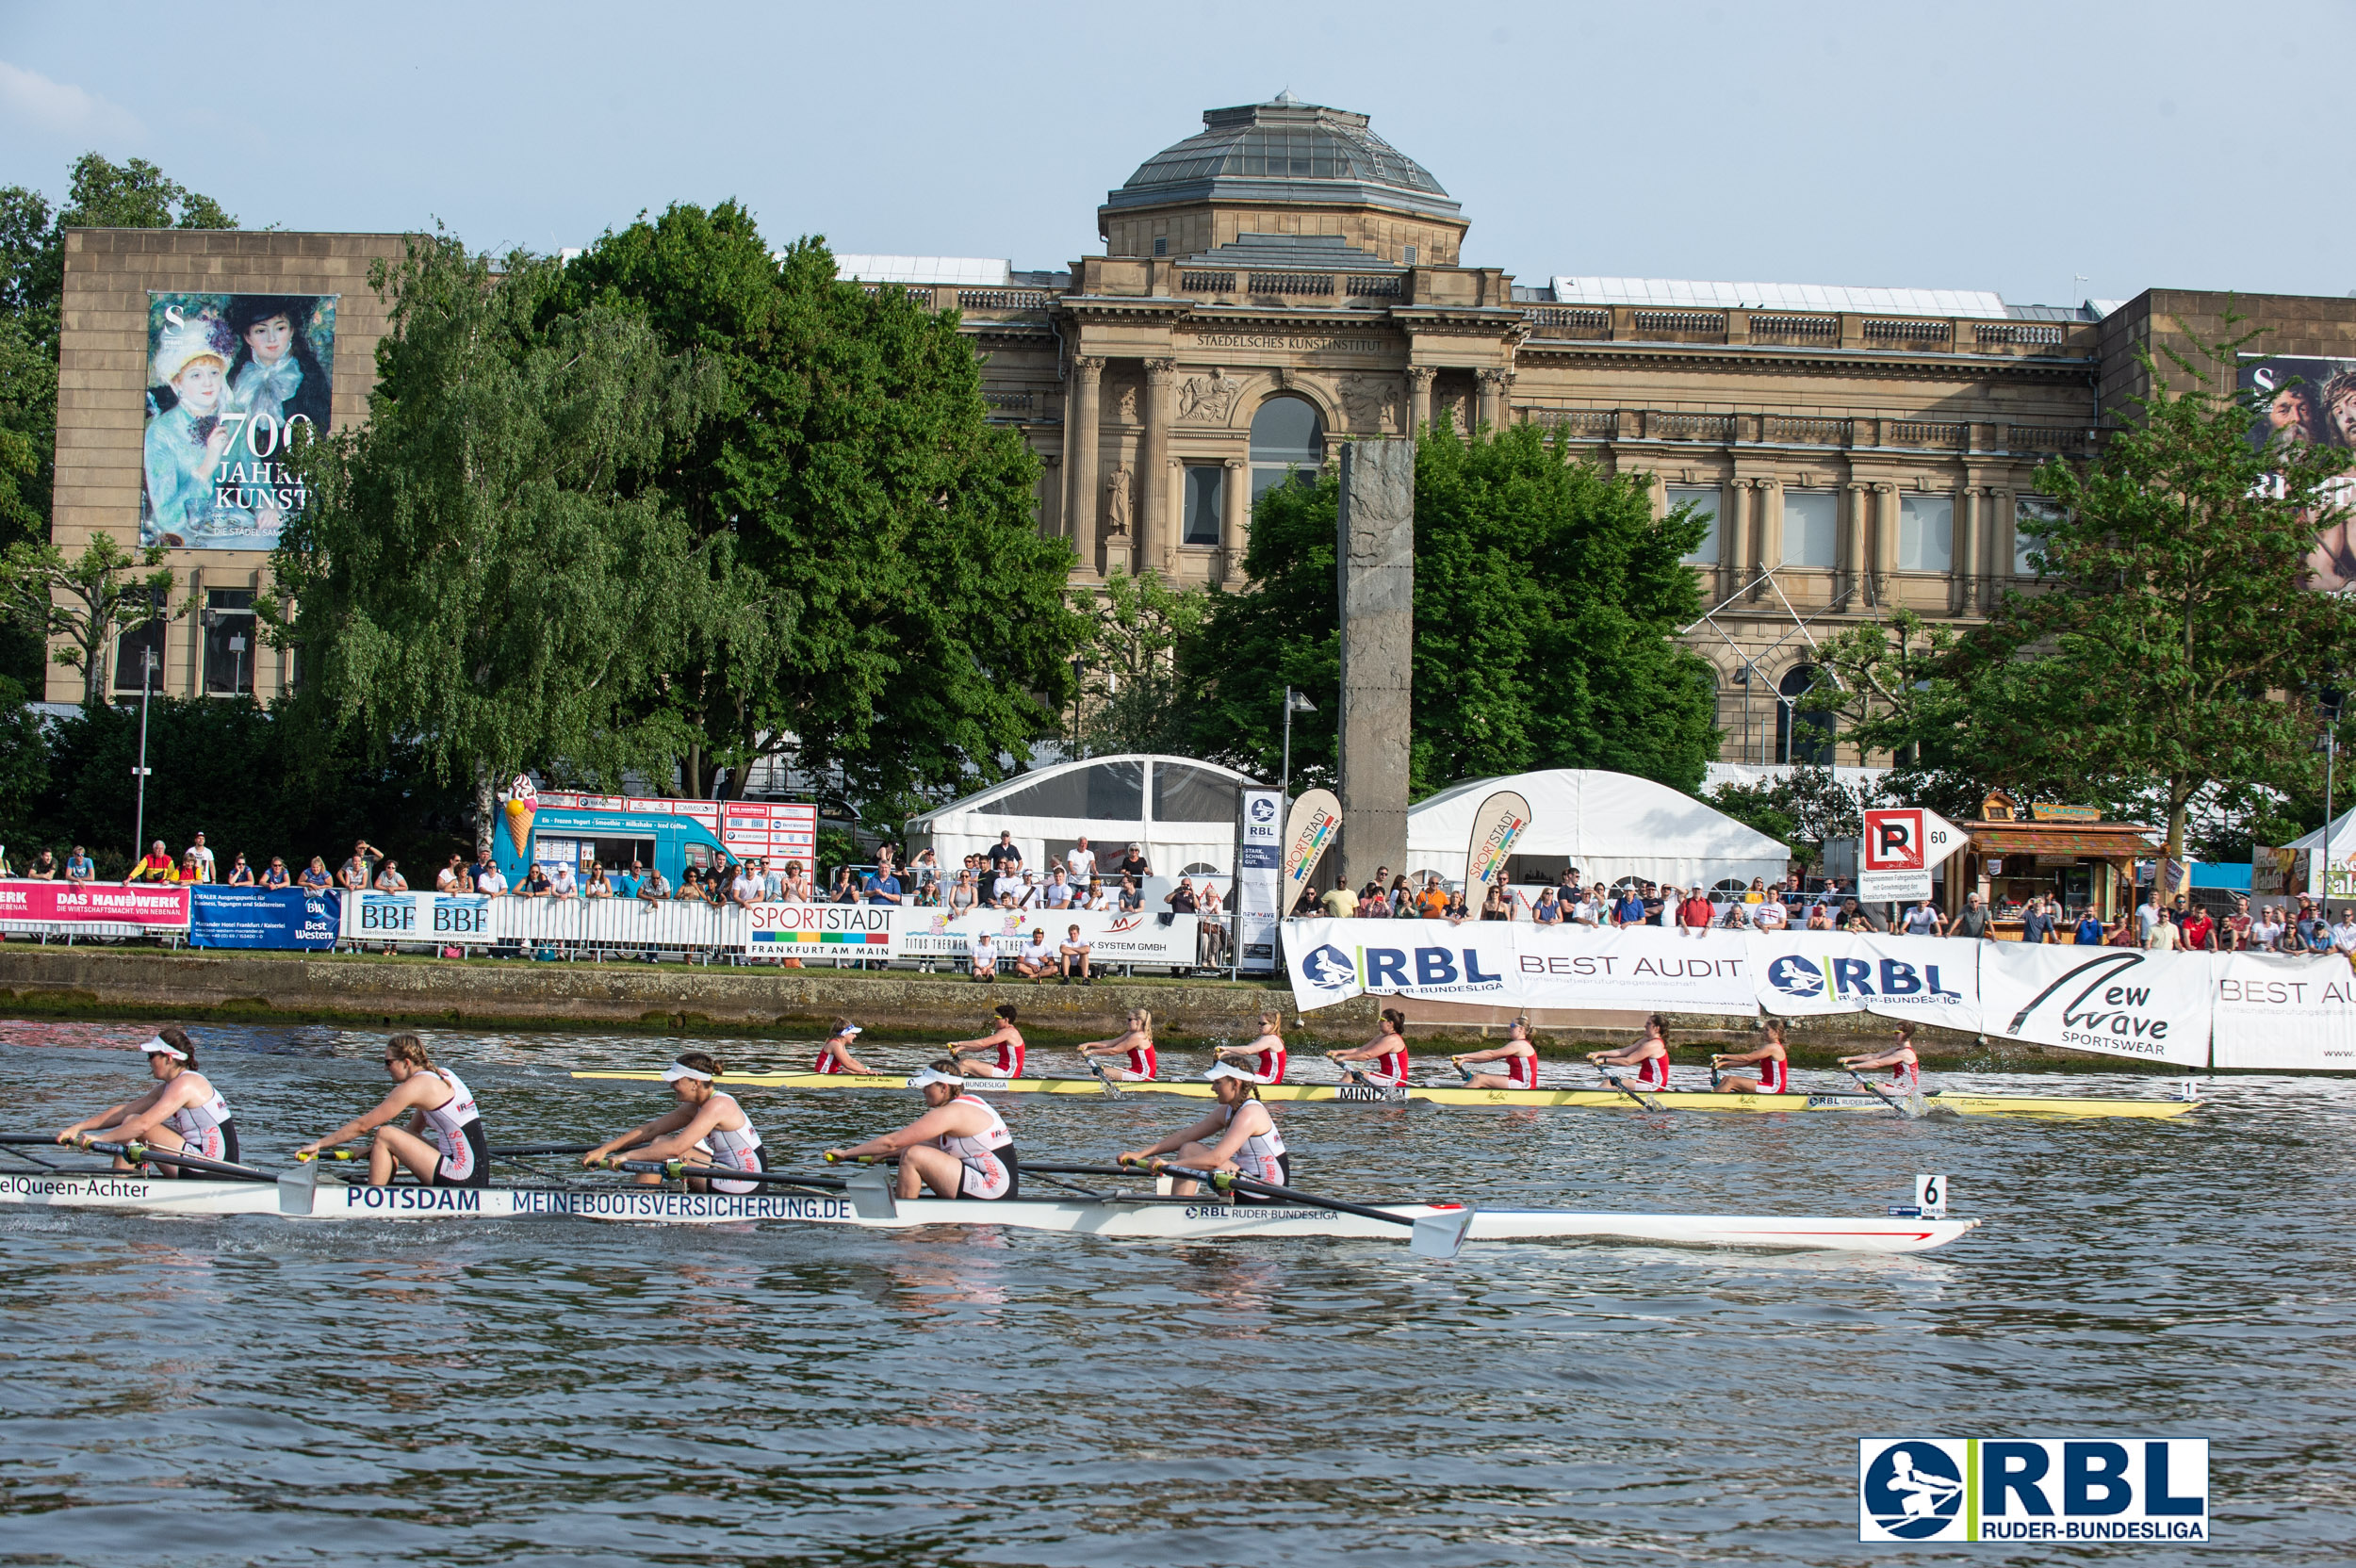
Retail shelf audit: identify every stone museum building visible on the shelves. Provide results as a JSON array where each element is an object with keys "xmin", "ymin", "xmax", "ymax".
[{"xmin": 46, "ymin": 93, "xmax": 2356, "ymax": 764}]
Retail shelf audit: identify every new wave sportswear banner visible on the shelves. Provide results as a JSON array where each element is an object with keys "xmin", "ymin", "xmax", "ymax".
[
  {"xmin": 1283, "ymin": 919, "xmax": 1754, "ymax": 1015},
  {"xmin": 1976, "ymin": 942, "xmax": 2211, "ymax": 1067},
  {"xmin": 190, "ymin": 887, "xmax": 338, "ymax": 949},
  {"xmin": 1747, "ymin": 932, "xmax": 1983, "ymax": 1033},
  {"xmin": 2211, "ymin": 950, "xmax": 2356, "ymax": 1071}
]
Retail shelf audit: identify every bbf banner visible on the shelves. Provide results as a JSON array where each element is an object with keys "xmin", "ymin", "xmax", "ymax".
[
  {"xmin": 1859, "ymin": 1437, "xmax": 2207, "ymax": 1543},
  {"xmin": 1283, "ymin": 919, "xmax": 1754, "ymax": 1016},
  {"xmin": 1748, "ymin": 932, "xmax": 1982, "ymax": 1032},
  {"xmin": 343, "ymin": 891, "xmax": 494, "ymax": 947},
  {"xmin": 2211, "ymin": 949, "xmax": 2356, "ymax": 1071},
  {"xmin": 144, "ymin": 291, "xmax": 337, "ymax": 551},
  {"xmin": 1976, "ymin": 943, "xmax": 2212, "ymax": 1068}
]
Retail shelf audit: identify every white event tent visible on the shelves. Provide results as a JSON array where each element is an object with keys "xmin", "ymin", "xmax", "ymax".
[
  {"xmin": 1405, "ymin": 769, "xmax": 1792, "ymax": 890},
  {"xmin": 905, "ymin": 754, "xmax": 1266, "ymax": 892}
]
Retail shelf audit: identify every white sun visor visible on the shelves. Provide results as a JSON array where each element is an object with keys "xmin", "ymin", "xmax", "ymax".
[
  {"xmin": 661, "ymin": 1062, "xmax": 714, "ymax": 1083},
  {"xmin": 906, "ymin": 1068, "xmax": 966, "ymax": 1090}
]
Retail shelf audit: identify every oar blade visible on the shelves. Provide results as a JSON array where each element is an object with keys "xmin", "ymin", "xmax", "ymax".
[
  {"xmin": 844, "ymin": 1168, "xmax": 898, "ymax": 1220},
  {"xmin": 1411, "ymin": 1203, "xmax": 1478, "ymax": 1261},
  {"xmin": 277, "ymin": 1160, "xmax": 319, "ymax": 1216}
]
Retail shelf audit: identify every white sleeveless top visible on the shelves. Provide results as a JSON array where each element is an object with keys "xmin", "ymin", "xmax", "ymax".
[
  {"xmin": 1215, "ymin": 1099, "xmax": 1286, "ymax": 1180},
  {"xmin": 702, "ymin": 1093, "xmax": 762, "ymax": 1163},
  {"xmin": 164, "ymin": 1076, "xmax": 233, "ymax": 1141},
  {"xmin": 420, "ymin": 1067, "xmax": 481, "ymax": 1157},
  {"xmin": 933, "ymin": 1094, "xmax": 1014, "ymax": 1168}
]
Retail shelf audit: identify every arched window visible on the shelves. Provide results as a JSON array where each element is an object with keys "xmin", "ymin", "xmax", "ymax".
[
  {"xmin": 1251, "ymin": 395, "xmax": 1325, "ymax": 503},
  {"xmin": 1776, "ymin": 664, "xmax": 1838, "ymax": 766}
]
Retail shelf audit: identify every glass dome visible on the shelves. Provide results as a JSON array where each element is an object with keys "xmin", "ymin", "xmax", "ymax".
[{"xmin": 1104, "ymin": 96, "xmax": 1461, "ymax": 223}]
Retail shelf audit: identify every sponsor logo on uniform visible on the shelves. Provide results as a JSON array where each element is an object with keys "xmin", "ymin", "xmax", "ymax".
[{"xmin": 1858, "ymin": 1438, "xmax": 2208, "ymax": 1543}]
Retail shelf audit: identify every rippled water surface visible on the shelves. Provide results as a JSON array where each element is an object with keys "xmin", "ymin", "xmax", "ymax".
[{"xmin": 1, "ymin": 1019, "xmax": 2349, "ymax": 1566}]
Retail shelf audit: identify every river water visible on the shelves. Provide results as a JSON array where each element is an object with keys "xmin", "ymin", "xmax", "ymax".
[{"xmin": 0, "ymin": 1019, "xmax": 2348, "ymax": 1566}]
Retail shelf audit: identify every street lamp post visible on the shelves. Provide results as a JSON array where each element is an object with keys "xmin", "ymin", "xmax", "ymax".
[
  {"xmin": 131, "ymin": 645, "xmax": 157, "ymax": 860},
  {"xmin": 1071, "ymin": 657, "xmax": 1089, "ymax": 760},
  {"xmin": 1280, "ymin": 686, "xmax": 1316, "ymax": 801}
]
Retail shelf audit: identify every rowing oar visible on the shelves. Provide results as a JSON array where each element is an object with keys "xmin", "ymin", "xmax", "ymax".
[
  {"xmin": 1594, "ymin": 1066, "xmax": 1665, "ymax": 1112},
  {"xmin": 1117, "ymin": 1156, "xmax": 1477, "ymax": 1260},
  {"xmin": 491, "ymin": 1144, "xmax": 597, "ymax": 1157},
  {"xmin": 65, "ymin": 1136, "xmax": 275, "ymax": 1184},
  {"xmin": 1080, "ymin": 1055, "xmax": 1122, "ymax": 1097},
  {"xmin": 1844, "ymin": 1068, "xmax": 1923, "ymax": 1120}
]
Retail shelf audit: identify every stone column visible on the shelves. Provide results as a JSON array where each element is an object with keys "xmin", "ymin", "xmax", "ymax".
[
  {"xmin": 1841, "ymin": 482, "xmax": 1868, "ymax": 603},
  {"xmin": 1873, "ymin": 482, "xmax": 1899, "ymax": 603},
  {"xmin": 1991, "ymin": 486, "xmax": 2017, "ymax": 585},
  {"xmin": 1335, "ymin": 439, "xmax": 1415, "ymax": 892},
  {"xmin": 1140, "ymin": 358, "xmax": 1176, "ymax": 577},
  {"xmin": 1750, "ymin": 477, "xmax": 1782, "ymax": 600},
  {"xmin": 1221, "ymin": 456, "xmax": 1250, "ymax": 584},
  {"xmin": 1475, "ymin": 368, "xmax": 1511, "ymax": 432},
  {"xmin": 1063, "ymin": 356, "xmax": 1104, "ymax": 577},
  {"xmin": 1039, "ymin": 454, "xmax": 1062, "ymax": 539},
  {"xmin": 1407, "ymin": 367, "xmax": 1435, "ymax": 434},
  {"xmin": 1955, "ymin": 487, "xmax": 1983, "ymax": 613},
  {"xmin": 1728, "ymin": 480, "xmax": 1755, "ymax": 593},
  {"xmin": 1714, "ymin": 480, "xmax": 1739, "ymax": 597}
]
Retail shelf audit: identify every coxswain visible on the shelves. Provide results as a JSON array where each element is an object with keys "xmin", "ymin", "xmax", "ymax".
[
  {"xmin": 1119, "ymin": 1062, "xmax": 1290, "ymax": 1199},
  {"xmin": 1077, "ymin": 1008, "xmax": 1156, "ymax": 1082},
  {"xmin": 56, "ymin": 1025, "xmax": 238, "ymax": 1176},
  {"xmin": 948, "ymin": 1003, "xmax": 1025, "ymax": 1080},
  {"xmin": 1841, "ymin": 1021, "xmax": 1924, "ymax": 1098},
  {"xmin": 295, "ymin": 1033, "xmax": 489, "ymax": 1186},
  {"xmin": 1212, "ymin": 1012, "xmax": 1287, "ymax": 1085},
  {"xmin": 811, "ymin": 1019, "xmax": 875, "ymax": 1075},
  {"xmin": 582, "ymin": 1053, "xmax": 766, "ymax": 1191},
  {"xmin": 1712, "ymin": 1019, "xmax": 1793, "ymax": 1095},
  {"xmin": 826, "ymin": 1061, "xmax": 1019, "ymax": 1200},
  {"xmin": 1450, "ymin": 1017, "xmax": 1542, "ymax": 1089},
  {"xmin": 1329, "ymin": 1007, "xmax": 1411, "ymax": 1086},
  {"xmin": 1588, "ymin": 1014, "xmax": 1675, "ymax": 1092}
]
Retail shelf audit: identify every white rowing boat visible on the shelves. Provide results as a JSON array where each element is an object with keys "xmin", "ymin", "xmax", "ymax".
[{"xmin": 0, "ymin": 1169, "xmax": 1979, "ymax": 1253}]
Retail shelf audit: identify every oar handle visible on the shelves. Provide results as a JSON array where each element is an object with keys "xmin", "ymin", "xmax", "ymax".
[
  {"xmin": 76, "ymin": 1137, "xmax": 275, "ymax": 1184},
  {"xmin": 613, "ymin": 1159, "xmax": 849, "ymax": 1190}
]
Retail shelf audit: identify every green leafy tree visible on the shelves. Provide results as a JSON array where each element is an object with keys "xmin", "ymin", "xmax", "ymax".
[
  {"xmin": 1074, "ymin": 568, "xmax": 1208, "ymax": 756},
  {"xmin": 1823, "ymin": 327, "xmax": 2356, "ymax": 863},
  {"xmin": 0, "ymin": 532, "xmax": 175, "ymax": 707},
  {"xmin": 1705, "ymin": 763, "xmax": 1879, "ymax": 870},
  {"xmin": 1183, "ymin": 423, "xmax": 1720, "ymax": 796},
  {"xmin": 271, "ymin": 234, "xmax": 718, "ymax": 854},
  {"xmin": 557, "ymin": 207, "xmax": 1086, "ymax": 801}
]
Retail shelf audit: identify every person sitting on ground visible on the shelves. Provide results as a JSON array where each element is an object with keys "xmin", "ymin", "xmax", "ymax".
[
  {"xmin": 297, "ymin": 855, "xmax": 334, "ymax": 891},
  {"xmin": 1451, "ymin": 1017, "xmax": 1542, "ymax": 1089},
  {"xmin": 1015, "ymin": 927, "xmax": 1055, "ymax": 981},
  {"xmin": 225, "ymin": 853, "xmax": 254, "ymax": 887},
  {"xmin": 1712, "ymin": 1019, "xmax": 1792, "ymax": 1095},
  {"xmin": 374, "ymin": 859, "xmax": 408, "ymax": 892},
  {"xmin": 968, "ymin": 931, "xmax": 999, "ymax": 982},
  {"xmin": 811, "ymin": 1018, "xmax": 877, "ymax": 1075},
  {"xmin": 1057, "ymin": 924, "xmax": 1093, "ymax": 985},
  {"xmin": 65, "ymin": 845, "xmax": 95, "ymax": 884},
  {"xmin": 127, "ymin": 840, "xmax": 180, "ymax": 884}
]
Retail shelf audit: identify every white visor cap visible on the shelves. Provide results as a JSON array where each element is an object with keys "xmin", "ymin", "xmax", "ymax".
[
  {"xmin": 661, "ymin": 1062, "xmax": 714, "ymax": 1083},
  {"xmin": 906, "ymin": 1068, "xmax": 966, "ymax": 1090},
  {"xmin": 1203, "ymin": 1063, "xmax": 1257, "ymax": 1084},
  {"xmin": 141, "ymin": 1036, "xmax": 188, "ymax": 1060}
]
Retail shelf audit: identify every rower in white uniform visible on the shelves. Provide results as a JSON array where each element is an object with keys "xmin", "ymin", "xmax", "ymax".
[
  {"xmin": 810, "ymin": 1020, "xmax": 875, "ymax": 1076},
  {"xmin": 56, "ymin": 1025, "xmax": 239, "ymax": 1175},
  {"xmin": 1119, "ymin": 1063, "xmax": 1290, "ymax": 1199},
  {"xmin": 582, "ymin": 1052, "xmax": 766, "ymax": 1192},
  {"xmin": 1212, "ymin": 1012, "xmax": 1288, "ymax": 1085},
  {"xmin": 1712, "ymin": 1019, "xmax": 1793, "ymax": 1095},
  {"xmin": 948, "ymin": 1004, "xmax": 1025, "ymax": 1080},
  {"xmin": 1587, "ymin": 1014, "xmax": 1676, "ymax": 1093},
  {"xmin": 1449, "ymin": 1017, "xmax": 1542, "ymax": 1089},
  {"xmin": 295, "ymin": 1033, "xmax": 489, "ymax": 1187},
  {"xmin": 1841, "ymin": 1022, "xmax": 1924, "ymax": 1098},
  {"xmin": 826, "ymin": 1062, "xmax": 1020, "ymax": 1200}
]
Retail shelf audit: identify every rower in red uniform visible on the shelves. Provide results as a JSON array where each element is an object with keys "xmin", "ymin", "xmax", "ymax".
[
  {"xmin": 1212, "ymin": 1012, "xmax": 1288, "ymax": 1086},
  {"xmin": 1078, "ymin": 1008, "xmax": 1156, "ymax": 1082},
  {"xmin": 1587, "ymin": 1014, "xmax": 1676, "ymax": 1092},
  {"xmin": 1712, "ymin": 1019, "xmax": 1793, "ymax": 1095},
  {"xmin": 1450, "ymin": 1017, "xmax": 1543, "ymax": 1089},
  {"xmin": 1841, "ymin": 1021, "xmax": 1924, "ymax": 1096},
  {"xmin": 582, "ymin": 1053, "xmax": 768, "ymax": 1192},
  {"xmin": 1329, "ymin": 1007, "xmax": 1411, "ymax": 1086},
  {"xmin": 56, "ymin": 1025, "xmax": 239, "ymax": 1175},
  {"xmin": 948, "ymin": 1004, "xmax": 1025, "ymax": 1081},
  {"xmin": 811, "ymin": 1019, "xmax": 875, "ymax": 1075},
  {"xmin": 826, "ymin": 1062, "xmax": 1020, "ymax": 1200},
  {"xmin": 1120, "ymin": 1063, "xmax": 1290, "ymax": 1199},
  {"xmin": 296, "ymin": 1033, "xmax": 490, "ymax": 1187}
]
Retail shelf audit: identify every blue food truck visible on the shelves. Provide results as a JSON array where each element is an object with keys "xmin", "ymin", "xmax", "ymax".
[{"xmin": 491, "ymin": 792, "xmax": 817, "ymax": 886}]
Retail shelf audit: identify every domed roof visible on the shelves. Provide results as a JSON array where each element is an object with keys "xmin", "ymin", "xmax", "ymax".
[{"xmin": 1104, "ymin": 94, "xmax": 1461, "ymax": 223}]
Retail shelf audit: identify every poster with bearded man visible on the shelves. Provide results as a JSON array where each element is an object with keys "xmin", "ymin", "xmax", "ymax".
[
  {"xmin": 141, "ymin": 291, "xmax": 337, "ymax": 550},
  {"xmin": 2242, "ymin": 353, "xmax": 2356, "ymax": 592}
]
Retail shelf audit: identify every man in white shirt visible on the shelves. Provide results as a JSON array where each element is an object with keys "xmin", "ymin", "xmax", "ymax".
[
  {"xmin": 183, "ymin": 833, "xmax": 217, "ymax": 883},
  {"xmin": 1752, "ymin": 895, "xmax": 1789, "ymax": 931},
  {"xmin": 1065, "ymin": 838, "xmax": 1097, "ymax": 885},
  {"xmin": 969, "ymin": 931, "xmax": 998, "ymax": 981},
  {"xmin": 1016, "ymin": 927, "xmax": 1055, "ymax": 980},
  {"xmin": 1081, "ymin": 879, "xmax": 1110, "ymax": 911},
  {"xmin": 2135, "ymin": 894, "xmax": 2160, "ymax": 945},
  {"xmin": 992, "ymin": 868, "xmax": 1023, "ymax": 906},
  {"xmin": 477, "ymin": 865, "xmax": 510, "ymax": 897},
  {"xmin": 2146, "ymin": 912, "xmax": 2180, "ymax": 951},
  {"xmin": 731, "ymin": 864, "xmax": 761, "ymax": 906},
  {"xmin": 1057, "ymin": 923, "xmax": 1093, "ymax": 984},
  {"xmin": 2331, "ymin": 909, "xmax": 2356, "ymax": 960},
  {"xmin": 1043, "ymin": 869, "xmax": 1075, "ymax": 909},
  {"xmin": 548, "ymin": 862, "xmax": 580, "ymax": 899}
]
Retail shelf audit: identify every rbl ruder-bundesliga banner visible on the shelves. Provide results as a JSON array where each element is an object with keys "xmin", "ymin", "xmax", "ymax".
[
  {"xmin": 1282, "ymin": 918, "xmax": 1755, "ymax": 1015},
  {"xmin": 1746, "ymin": 933, "xmax": 1984, "ymax": 1033}
]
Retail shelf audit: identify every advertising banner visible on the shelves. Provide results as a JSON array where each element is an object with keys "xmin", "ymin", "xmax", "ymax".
[
  {"xmin": 1282, "ymin": 919, "xmax": 1754, "ymax": 1016},
  {"xmin": 884, "ymin": 907, "xmax": 1201, "ymax": 969},
  {"xmin": 190, "ymin": 887, "xmax": 338, "ymax": 950},
  {"xmin": 1977, "ymin": 942, "xmax": 2211, "ymax": 1067},
  {"xmin": 342, "ymin": 891, "xmax": 495, "ymax": 947},
  {"xmin": 2241, "ymin": 352, "xmax": 2356, "ymax": 593},
  {"xmin": 1464, "ymin": 790, "xmax": 1531, "ymax": 901},
  {"xmin": 142, "ymin": 291, "xmax": 336, "ymax": 551},
  {"xmin": 2252, "ymin": 845, "xmax": 2311, "ymax": 898},
  {"xmin": 2211, "ymin": 950, "xmax": 2356, "ymax": 1071},
  {"xmin": 1280, "ymin": 790, "xmax": 1341, "ymax": 911},
  {"xmin": 1858, "ymin": 808, "xmax": 1962, "ymax": 904},
  {"xmin": 1234, "ymin": 789, "xmax": 1283, "ymax": 972},
  {"xmin": 500, "ymin": 898, "xmax": 748, "ymax": 952},
  {"xmin": 749, "ymin": 901, "xmax": 896, "ymax": 955},
  {"xmin": 1747, "ymin": 932, "xmax": 1983, "ymax": 1032},
  {"xmin": 0, "ymin": 880, "xmax": 191, "ymax": 932}
]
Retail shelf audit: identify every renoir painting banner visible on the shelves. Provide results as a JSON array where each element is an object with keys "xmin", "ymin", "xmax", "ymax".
[
  {"xmin": 143, "ymin": 291, "xmax": 337, "ymax": 551},
  {"xmin": 1463, "ymin": 790, "xmax": 1530, "ymax": 902},
  {"xmin": 1977, "ymin": 943, "xmax": 2212, "ymax": 1068}
]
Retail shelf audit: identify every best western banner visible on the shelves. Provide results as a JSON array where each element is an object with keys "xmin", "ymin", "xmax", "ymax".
[
  {"xmin": 1976, "ymin": 943, "xmax": 2211, "ymax": 1068},
  {"xmin": 1747, "ymin": 932, "xmax": 1983, "ymax": 1033},
  {"xmin": 2210, "ymin": 950, "xmax": 2356, "ymax": 1071},
  {"xmin": 0, "ymin": 880, "xmax": 191, "ymax": 931},
  {"xmin": 191, "ymin": 887, "xmax": 338, "ymax": 950},
  {"xmin": 1283, "ymin": 919, "xmax": 1754, "ymax": 1015}
]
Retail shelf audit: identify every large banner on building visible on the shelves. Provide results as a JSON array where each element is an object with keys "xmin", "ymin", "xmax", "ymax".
[
  {"xmin": 1976, "ymin": 942, "xmax": 2211, "ymax": 1068},
  {"xmin": 1282, "ymin": 918, "xmax": 1755, "ymax": 1015},
  {"xmin": 1746, "ymin": 932, "xmax": 1983, "ymax": 1033},
  {"xmin": 143, "ymin": 291, "xmax": 337, "ymax": 551},
  {"xmin": 2211, "ymin": 950, "xmax": 2356, "ymax": 1071},
  {"xmin": 2239, "ymin": 353, "xmax": 2356, "ymax": 594},
  {"xmin": 190, "ymin": 887, "xmax": 338, "ymax": 949},
  {"xmin": 0, "ymin": 879, "xmax": 190, "ymax": 932}
]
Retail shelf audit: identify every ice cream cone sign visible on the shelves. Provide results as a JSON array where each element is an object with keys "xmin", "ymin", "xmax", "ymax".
[{"xmin": 503, "ymin": 775, "xmax": 537, "ymax": 858}]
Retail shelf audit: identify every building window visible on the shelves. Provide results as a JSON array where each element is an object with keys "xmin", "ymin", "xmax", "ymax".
[
  {"xmin": 1182, "ymin": 465, "xmax": 1224, "ymax": 546},
  {"xmin": 1897, "ymin": 493, "xmax": 1955, "ymax": 572},
  {"xmin": 1153, "ymin": 237, "xmax": 1168, "ymax": 256},
  {"xmin": 1776, "ymin": 663, "xmax": 1838, "ymax": 766},
  {"xmin": 1404, "ymin": 244, "xmax": 1417, "ymax": 266},
  {"xmin": 1667, "ymin": 484, "xmax": 1720, "ymax": 564},
  {"xmin": 1780, "ymin": 490, "xmax": 1839, "ymax": 567},
  {"xmin": 2015, "ymin": 497, "xmax": 2057, "ymax": 575},
  {"xmin": 113, "ymin": 619, "xmax": 166, "ymax": 694},
  {"xmin": 1250, "ymin": 395, "xmax": 1325, "ymax": 502},
  {"xmin": 202, "ymin": 588, "xmax": 256, "ymax": 695}
]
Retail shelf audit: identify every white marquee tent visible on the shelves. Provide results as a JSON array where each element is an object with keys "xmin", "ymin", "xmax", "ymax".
[
  {"xmin": 906, "ymin": 754, "xmax": 1266, "ymax": 891},
  {"xmin": 1405, "ymin": 769, "xmax": 1792, "ymax": 890}
]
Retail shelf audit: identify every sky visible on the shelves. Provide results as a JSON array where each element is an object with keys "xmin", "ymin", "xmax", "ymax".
[{"xmin": 3, "ymin": 0, "xmax": 2348, "ymax": 310}]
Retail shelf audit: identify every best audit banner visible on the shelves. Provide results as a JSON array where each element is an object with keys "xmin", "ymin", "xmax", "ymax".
[
  {"xmin": 1282, "ymin": 918, "xmax": 1754, "ymax": 1015},
  {"xmin": 1746, "ymin": 932, "xmax": 1983, "ymax": 1033},
  {"xmin": 190, "ymin": 887, "xmax": 338, "ymax": 950},
  {"xmin": 1976, "ymin": 942, "xmax": 2212, "ymax": 1068},
  {"xmin": 2211, "ymin": 950, "xmax": 2356, "ymax": 1071}
]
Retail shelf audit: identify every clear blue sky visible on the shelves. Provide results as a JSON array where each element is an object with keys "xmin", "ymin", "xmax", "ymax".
[{"xmin": 4, "ymin": 0, "xmax": 2347, "ymax": 309}]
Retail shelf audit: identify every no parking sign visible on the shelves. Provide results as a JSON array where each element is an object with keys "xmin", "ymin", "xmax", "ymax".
[{"xmin": 1859, "ymin": 808, "xmax": 1961, "ymax": 902}]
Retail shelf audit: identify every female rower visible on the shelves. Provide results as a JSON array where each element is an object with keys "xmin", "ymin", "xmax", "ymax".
[
  {"xmin": 1451, "ymin": 1017, "xmax": 1542, "ymax": 1089},
  {"xmin": 56, "ymin": 1025, "xmax": 237, "ymax": 1175},
  {"xmin": 1712, "ymin": 1019, "xmax": 1792, "ymax": 1095},
  {"xmin": 948, "ymin": 1004, "xmax": 1025, "ymax": 1080},
  {"xmin": 582, "ymin": 1053, "xmax": 765, "ymax": 1192},
  {"xmin": 1119, "ymin": 1062, "xmax": 1289, "ymax": 1199},
  {"xmin": 295, "ymin": 1033, "xmax": 489, "ymax": 1187},
  {"xmin": 1329, "ymin": 1007, "xmax": 1411, "ymax": 1086},
  {"xmin": 1077, "ymin": 1008, "xmax": 1156, "ymax": 1082},
  {"xmin": 1588, "ymin": 1014, "xmax": 1675, "ymax": 1092},
  {"xmin": 1212, "ymin": 1012, "xmax": 1287, "ymax": 1085},
  {"xmin": 1841, "ymin": 1022, "xmax": 1924, "ymax": 1097},
  {"xmin": 811, "ymin": 1019, "xmax": 876, "ymax": 1076},
  {"xmin": 826, "ymin": 1061, "xmax": 1019, "ymax": 1200}
]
